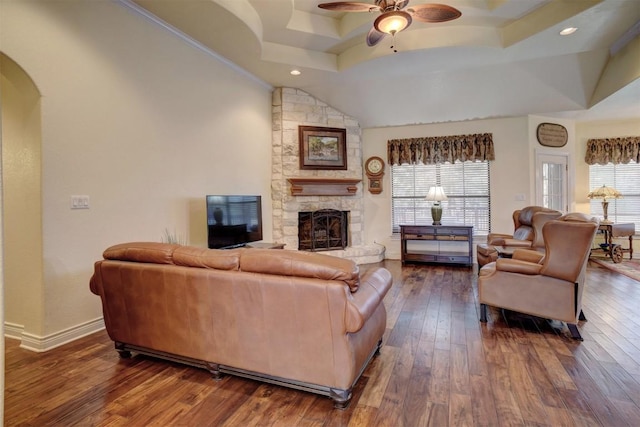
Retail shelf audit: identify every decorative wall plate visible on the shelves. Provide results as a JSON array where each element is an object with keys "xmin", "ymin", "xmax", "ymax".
[{"xmin": 536, "ymin": 123, "xmax": 568, "ymax": 147}]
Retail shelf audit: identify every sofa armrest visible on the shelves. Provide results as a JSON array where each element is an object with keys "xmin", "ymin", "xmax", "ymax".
[
  {"xmin": 345, "ymin": 268, "xmax": 392, "ymax": 333},
  {"xmin": 512, "ymin": 249, "xmax": 544, "ymax": 264},
  {"xmin": 89, "ymin": 261, "xmax": 103, "ymax": 296},
  {"xmin": 501, "ymin": 238, "xmax": 532, "ymax": 248},
  {"xmin": 495, "ymin": 258, "xmax": 543, "ymax": 275},
  {"xmin": 487, "ymin": 233, "xmax": 513, "ymax": 245}
]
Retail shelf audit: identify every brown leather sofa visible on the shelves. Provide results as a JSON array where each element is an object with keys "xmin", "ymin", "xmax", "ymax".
[
  {"xmin": 90, "ymin": 242, "xmax": 392, "ymax": 408},
  {"xmin": 478, "ymin": 213, "xmax": 599, "ymax": 340},
  {"xmin": 477, "ymin": 206, "xmax": 562, "ymax": 267}
]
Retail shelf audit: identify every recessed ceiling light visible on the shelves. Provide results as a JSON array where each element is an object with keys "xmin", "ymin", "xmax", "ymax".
[
  {"xmin": 560, "ymin": 27, "xmax": 578, "ymax": 36},
  {"xmin": 290, "ymin": 69, "xmax": 301, "ymax": 76}
]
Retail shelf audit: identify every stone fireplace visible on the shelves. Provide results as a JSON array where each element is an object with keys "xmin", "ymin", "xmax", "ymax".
[{"xmin": 270, "ymin": 88, "xmax": 384, "ymax": 264}]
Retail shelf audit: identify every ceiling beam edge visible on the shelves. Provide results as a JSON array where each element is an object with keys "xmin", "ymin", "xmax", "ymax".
[
  {"xmin": 501, "ymin": 0, "xmax": 602, "ymax": 48},
  {"xmin": 590, "ymin": 35, "xmax": 640, "ymax": 107}
]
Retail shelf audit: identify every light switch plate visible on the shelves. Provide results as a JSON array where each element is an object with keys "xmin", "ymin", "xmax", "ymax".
[{"xmin": 71, "ymin": 195, "xmax": 90, "ymax": 209}]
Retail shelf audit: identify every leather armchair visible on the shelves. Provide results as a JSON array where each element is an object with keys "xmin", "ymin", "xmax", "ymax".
[
  {"xmin": 477, "ymin": 206, "xmax": 562, "ymax": 267},
  {"xmin": 478, "ymin": 212, "xmax": 599, "ymax": 340}
]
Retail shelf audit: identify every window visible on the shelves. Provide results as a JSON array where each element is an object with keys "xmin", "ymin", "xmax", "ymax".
[
  {"xmin": 589, "ymin": 161, "xmax": 640, "ymax": 234},
  {"xmin": 391, "ymin": 161, "xmax": 490, "ymax": 236}
]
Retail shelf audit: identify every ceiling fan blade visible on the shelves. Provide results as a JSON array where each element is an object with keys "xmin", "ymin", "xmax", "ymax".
[
  {"xmin": 366, "ymin": 26, "xmax": 386, "ymax": 46},
  {"xmin": 407, "ymin": 4, "xmax": 462, "ymax": 22},
  {"xmin": 318, "ymin": 2, "xmax": 382, "ymax": 12},
  {"xmin": 395, "ymin": 0, "xmax": 410, "ymax": 9}
]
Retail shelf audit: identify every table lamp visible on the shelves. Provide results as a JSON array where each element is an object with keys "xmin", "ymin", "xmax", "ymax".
[
  {"xmin": 587, "ymin": 185, "xmax": 621, "ymax": 224},
  {"xmin": 426, "ymin": 186, "xmax": 448, "ymax": 225}
]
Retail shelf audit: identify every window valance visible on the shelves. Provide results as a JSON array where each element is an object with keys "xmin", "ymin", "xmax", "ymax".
[
  {"xmin": 387, "ymin": 133, "xmax": 495, "ymax": 165},
  {"xmin": 585, "ymin": 136, "xmax": 640, "ymax": 165}
]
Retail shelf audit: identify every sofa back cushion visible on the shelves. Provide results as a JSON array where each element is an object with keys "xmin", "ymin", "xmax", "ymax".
[
  {"xmin": 100, "ymin": 243, "xmax": 360, "ymax": 289},
  {"xmin": 512, "ymin": 225, "xmax": 534, "ymax": 241},
  {"xmin": 240, "ymin": 249, "xmax": 360, "ymax": 291},
  {"xmin": 512, "ymin": 206, "xmax": 563, "ymax": 245},
  {"xmin": 102, "ymin": 242, "xmax": 242, "ymax": 270},
  {"xmin": 173, "ymin": 246, "xmax": 241, "ymax": 270},
  {"xmin": 103, "ymin": 242, "xmax": 179, "ymax": 264}
]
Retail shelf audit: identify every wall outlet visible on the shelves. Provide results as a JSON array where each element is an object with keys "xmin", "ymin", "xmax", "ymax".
[
  {"xmin": 71, "ymin": 195, "xmax": 90, "ymax": 209},
  {"xmin": 515, "ymin": 193, "xmax": 526, "ymax": 201}
]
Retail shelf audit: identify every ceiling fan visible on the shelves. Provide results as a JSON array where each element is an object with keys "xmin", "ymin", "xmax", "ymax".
[{"xmin": 318, "ymin": 1, "xmax": 462, "ymax": 49}]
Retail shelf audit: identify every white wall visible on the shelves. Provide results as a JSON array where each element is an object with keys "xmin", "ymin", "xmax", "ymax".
[
  {"xmin": 0, "ymin": 0, "xmax": 273, "ymax": 343},
  {"xmin": 362, "ymin": 117, "xmax": 531, "ymax": 259}
]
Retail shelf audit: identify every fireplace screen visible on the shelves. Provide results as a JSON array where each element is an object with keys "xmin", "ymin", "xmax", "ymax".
[{"xmin": 298, "ymin": 209, "xmax": 349, "ymax": 251}]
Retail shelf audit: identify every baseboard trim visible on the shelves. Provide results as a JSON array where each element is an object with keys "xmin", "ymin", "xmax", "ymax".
[
  {"xmin": 4, "ymin": 322, "xmax": 24, "ymax": 340},
  {"xmin": 11, "ymin": 318, "xmax": 105, "ymax": 353}
]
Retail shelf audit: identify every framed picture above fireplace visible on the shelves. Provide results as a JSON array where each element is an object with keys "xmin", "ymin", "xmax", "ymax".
[{"xmin": 298, "ymin": 126, "xmax": 347, "ymax": 170}]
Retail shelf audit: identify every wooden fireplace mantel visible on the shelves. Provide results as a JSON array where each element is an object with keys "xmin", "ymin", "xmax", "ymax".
[{"xmin": 287, "ymin": 178, "xmax": 361, "ymax": 196}]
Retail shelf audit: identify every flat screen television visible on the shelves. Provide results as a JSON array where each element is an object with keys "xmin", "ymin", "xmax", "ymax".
[{"xmin": 206, "ymin": 195, "xmax": 263, "ymax": 249}]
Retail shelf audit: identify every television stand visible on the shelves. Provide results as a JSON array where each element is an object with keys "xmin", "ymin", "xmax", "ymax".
[
  {"xmin": 220, "ymin": 243, "xmax": 247, "ymax": 249},
  {"xmin": 246, "ymin": 242, "xmax": 285, "ymax": 249}
]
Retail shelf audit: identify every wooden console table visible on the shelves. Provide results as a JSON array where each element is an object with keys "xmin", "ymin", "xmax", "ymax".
[{"xmin": 400, "ymin": 225, "xmax": 473, "ymax": 266}]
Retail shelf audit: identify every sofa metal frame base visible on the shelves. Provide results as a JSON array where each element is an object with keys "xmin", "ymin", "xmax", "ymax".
[{"xmin": 115, "ymin": 339, "xmax": 383, "ymax": 409}]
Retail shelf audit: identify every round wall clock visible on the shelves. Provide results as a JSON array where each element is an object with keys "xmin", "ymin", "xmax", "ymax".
[
  {"xmin": 364, "ymin": 156, "xmax": 385, "ymax": 194},
  {"xmin": 365, "ymin": 156, "xmax": 385, "ymax": 176}
]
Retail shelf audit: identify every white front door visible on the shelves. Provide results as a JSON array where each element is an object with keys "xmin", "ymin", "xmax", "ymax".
[{"xmin": 535, "ymin": 151, "xmax": 569, "ymax": 212}]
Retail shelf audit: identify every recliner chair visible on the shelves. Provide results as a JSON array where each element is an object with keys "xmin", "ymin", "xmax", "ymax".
[
  {"xmin": 476, "ymin": 206, "xmax": 562, "ymax": 267},
  {"xmin": 478, "ymin": 212, "xmax": 599, "ymax": 340}
]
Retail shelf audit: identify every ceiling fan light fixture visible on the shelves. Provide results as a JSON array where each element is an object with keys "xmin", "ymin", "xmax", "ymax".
[{"xmin": 374, "ymin": 10, "xmax": 412, "ymax": 35}]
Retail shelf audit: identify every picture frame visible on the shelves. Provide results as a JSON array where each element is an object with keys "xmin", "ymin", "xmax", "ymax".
[{"xmin": 298, "ymin": 126, "xmax": 347, "ymax": 170}]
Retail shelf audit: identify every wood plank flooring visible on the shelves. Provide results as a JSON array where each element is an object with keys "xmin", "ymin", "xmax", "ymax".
[{"xmin": 5, "ymin": 260, "xmax": 640, "ymax": 426}]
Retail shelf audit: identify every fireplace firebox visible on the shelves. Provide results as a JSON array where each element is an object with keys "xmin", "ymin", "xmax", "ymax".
[{"xmin": 298, "ymin": 209, "xmax": 349, "ymax": 251}]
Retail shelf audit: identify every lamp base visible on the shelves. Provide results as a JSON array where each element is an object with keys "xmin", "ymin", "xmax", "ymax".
[
  {"xmin": 601, "ymin": 200, "xmax": 610, "ymax": 224},
  {"xmin": 431, "ymin": 204, "xmax": 443, "ymax": 226}
]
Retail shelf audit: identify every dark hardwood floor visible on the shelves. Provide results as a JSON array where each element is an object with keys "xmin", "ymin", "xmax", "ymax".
[{"xmin": 5, "ymin": 260, "xmax": 640, "ymax": 426}]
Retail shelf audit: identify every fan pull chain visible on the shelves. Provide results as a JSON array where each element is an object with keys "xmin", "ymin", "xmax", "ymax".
[{"xmin": 390, "ymin": 32, "xmax": 398, "ymax": 53}]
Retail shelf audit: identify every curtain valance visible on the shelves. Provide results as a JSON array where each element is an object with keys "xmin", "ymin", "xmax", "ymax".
[
  {"xmin": 584, "ymin": 136, "xmax": 640, "ymax": 165},
  {"xmin": 387, "ymin": 133, "xmax": 495, "ymax": 165}
]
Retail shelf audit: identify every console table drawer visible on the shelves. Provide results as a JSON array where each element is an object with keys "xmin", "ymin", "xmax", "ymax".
[
  {"xmin": 404, "ymin": 234, "xmax": 435, "ymax": 240},
  {"xmin": 435, "ymin": 227, "xmax": 470, "ymax": 236},
  {"xmin": 402, "ymin": 226, "xmax": 435, "ymax": 235}
]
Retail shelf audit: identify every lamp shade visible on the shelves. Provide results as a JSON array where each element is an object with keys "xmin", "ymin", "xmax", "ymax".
[
  {"xmin": 587, "ymin": 185, "xmax": 622, "ymax": 201},
  {"xmin": 426, "ymin": 186, "xmax": 448, "ymax": 202},
  {"xmin": 374, "ymin": 11, "xmax": 412, "ymax": 35},
  {"xmin": 588, "ymin": 185, "xmax": 621, "ymax": 224}
]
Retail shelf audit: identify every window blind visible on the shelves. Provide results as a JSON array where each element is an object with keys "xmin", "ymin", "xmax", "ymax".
[
  {"xmin": 589, "ymin": 161, "xmax": 640, "ymax": 234},
  {"xmin": 391, "ymin": 161, "xmax": 490, "ymax": 236}
]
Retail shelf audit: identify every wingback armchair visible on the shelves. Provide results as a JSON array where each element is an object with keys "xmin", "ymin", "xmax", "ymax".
[
  {"xmin": 478, "ymin": 213, "xmax": 599, "ymax": 340},
  {"xmin": 477, "ymin": 206, "xmax": 563, "ymax": 267}
]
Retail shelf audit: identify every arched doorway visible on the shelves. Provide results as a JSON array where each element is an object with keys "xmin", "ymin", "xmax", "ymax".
[{"xmin": 1, "ymin": 52, "xmax": 45, "ymax": 347}]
